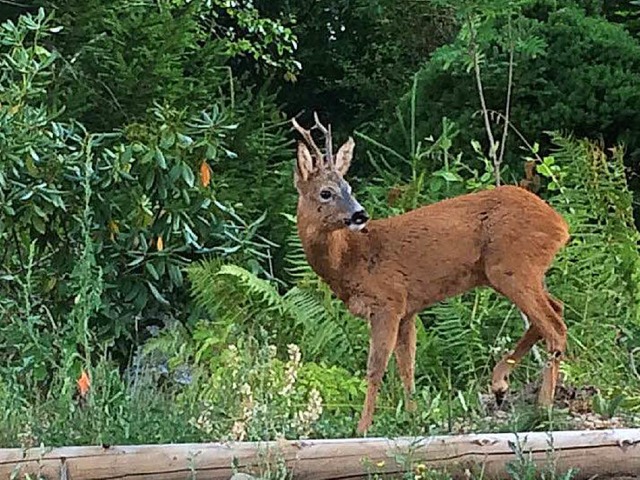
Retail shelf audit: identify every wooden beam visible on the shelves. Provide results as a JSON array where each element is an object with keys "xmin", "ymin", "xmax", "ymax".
[{"xmin": 2, "ymin": 429, "xmax": 640, "ymax": 480}]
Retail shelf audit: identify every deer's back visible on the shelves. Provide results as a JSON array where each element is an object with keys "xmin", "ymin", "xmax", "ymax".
[{"xmin": 362, "ymin": 185, "xmax": 569, "ymax": 314}]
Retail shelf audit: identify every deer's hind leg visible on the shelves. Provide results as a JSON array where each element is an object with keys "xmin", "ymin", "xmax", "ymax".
[
  {"xmin": 546, "ymin": 292, "xmax": 564, "ymax": 316},
  {"xmin": 394, "ymin": 314, "xmax": 417, "ymax": 412},
  {"xmin": 536, "ymin": 292, "xmax": 567, "ymax": 406},
  {"xmin": 491, "ymin": 325, "xmax": 541, "ymax": 404},
  {"xmin": 487, "ymin": 266, "xmax": 567, "ymax": 407}
]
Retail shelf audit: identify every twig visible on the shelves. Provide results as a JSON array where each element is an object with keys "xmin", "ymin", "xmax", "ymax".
[
  {"xmin": 630, "ymin": 347, "xmax": 640, "ymax": 380},
  {"xmin": 485, "ymin": 109, "xmax": 544, "ymax": 164},
  {"xmin": 468, "ymin": 15, "xmax": 500, "ymax": 186},
  {"xmin": 0, "ymin": 0, "xmax": 32, "ymax": 7},
  {"xmin": 498, "ymin": 18, "xmax": 515, "ymax": 168}
]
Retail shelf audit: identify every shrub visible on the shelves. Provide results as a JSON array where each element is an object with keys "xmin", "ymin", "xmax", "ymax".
[
  {"xmin": 390, "ymin": 3, "xmax": 640, "ymax": 184},
  {"xmin": 0, "ymin": 9, "xmax": 292, "ymax": 359}
]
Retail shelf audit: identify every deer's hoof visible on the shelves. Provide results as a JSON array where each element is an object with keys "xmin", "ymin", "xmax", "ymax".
[
  {"xmin": 405, "ymin": 399, "xmax": 417, "ymax": 413},
  {"xmin": 491, "ymin": 376, "xmax": 509, "ymax": 406},
  {"xmin": 494, "ymin": 389, "xmax": 507, "ymax": 407}
]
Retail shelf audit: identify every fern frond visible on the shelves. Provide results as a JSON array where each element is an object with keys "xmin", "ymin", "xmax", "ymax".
[
  {"xmin": 187, "ymin": 259, "xmax": 227, "ymax": 318},
  {"xmin": 284, "ymin": 287, "xmax": 344, "ymax": 359},
  {"xmin": 216, "ymin": 264, "xmax": 285, "ymax": 313},
  {"xmin": 282, "ymin": 213, "xmax": 315, "ymax": 282}
]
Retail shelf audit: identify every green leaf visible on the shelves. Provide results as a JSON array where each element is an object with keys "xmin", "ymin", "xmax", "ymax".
[
  {"xmin": 121, "ymin": 146, "xmax": 133, "ymax": 163},
  {"xmin": 169, "ymin": 165, "xmax": 181, "ymax": 183},
  {"xmin": 124, "ymin": 283, "xmax": 141, "ymax": 302},
  {"xmin": 205, "ymin": 144, "xmax": 217, "ymax": 160},
  {"xmin": 181, "ymin": 164, "xmax": 195, "ymax": 188},
  {"xmin": 155, "ymin": 148, "xmax": 167, "ymax": 169},
  {"xmin": 127, "ymin": 256, "xmax": 145, "ymax": 267},
  {"xmin": 145, "ymin": 170, "xmax": 155, "ymax": 190},
  {"xmin": 160, "ymin": 130, "xmax": 176, "ymax": 149},
  {"xmin": 537, "ymin": 163, "xmax": 553, "ymax": 178},
  {"xmin": 145, "ymin": 262, "xmax": 160, "ymax": 281},
  {"xmin": 168, "ymin": 264, "xmax": 183, "ymax": 287},
  {"xmin": 32, "ymin": 216, "xmax": 46, "ymax": 234},
  {"xmin": 146, "ymin": 281, "xmax": 170, "ymax": 306},
  {"xmin": 434, "ymin": 170, "xmax": 463, "ymax": 182}
]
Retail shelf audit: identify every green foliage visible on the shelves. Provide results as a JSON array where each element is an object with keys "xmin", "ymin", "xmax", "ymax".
[
  {"xmin": 391, "ymin": 2, "xmax": 640, "ymax": 187},
  {"xmin": 47, "ymin": 0, "xmax": 299, "ymax": 130},
  {"xmin": 264, "ymin": 0, "xmax": 456, "ymax": 132},
  {"xmin": 603, "ymin": 0, "xmax": 640, "ymax": 37},
  {"xmin": 142, "ymin": 330, "xmax": 363, "ymax": 441},
  {"xmin": 506, "ymin": 434, "xmax": 578, "ymax": 480},
  {"xmin": 186, "ymin": 231, "xmax": 370, "ymax": 369},
  {"xmin": 0, "ymin": 10, "xmax": 292, "ymax": 357},
  {"xmin": 355, "ymin": 79, "xmax": 496, "ymax": 217},
  {"xmin": 540, "ymin": 135, "xmax": 640, "ymax": 395},
  {"xmin": 195, "ymin": 0, "xmax": 300, "ymax": 76}
]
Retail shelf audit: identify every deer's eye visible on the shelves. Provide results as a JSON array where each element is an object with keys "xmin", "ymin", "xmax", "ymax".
[{"xmin": 320, "ymin": 190, "xmax": 333, "ymax": 200}]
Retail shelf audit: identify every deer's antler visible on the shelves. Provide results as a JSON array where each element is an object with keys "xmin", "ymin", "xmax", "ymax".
[
  {"xmin": 313, "ymin": 112, "xmax": 334, "ymax": 169},
  {"xmin": 291, "ymin": 112, "xmax": 336, "ymax": 170},
  {"xmin": 291, "ymin": 116, "xmax": 324, "ymax": 167}
]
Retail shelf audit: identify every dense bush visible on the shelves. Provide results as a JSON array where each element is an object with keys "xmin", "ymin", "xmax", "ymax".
[
  {"xmin": 0, "ymin": 10, "xmax": 292, "ymax": 361},
  {"xmin": 389, "ymin": 3, "xmax": 640, "ymax": 185},
  {"xmin": 603, "ymin": 0, "xmax": 640, "ymax": 37},
  {"xmin": 45, "ymin": 0, "xmax": 299, "ymax": 131},
  {"xmin": 261, "ymin": 0, "xmax": 456, "ymax": 133}
]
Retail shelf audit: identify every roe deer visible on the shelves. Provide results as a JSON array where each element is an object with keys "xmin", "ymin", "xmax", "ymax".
[{"xmin": 291, "ymin": 114, "xmax": 570, "ymax": 434}]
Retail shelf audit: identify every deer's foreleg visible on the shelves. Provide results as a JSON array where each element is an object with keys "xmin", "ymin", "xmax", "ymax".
[
  {"xmin": 394, "ymin": 314, "xmax": 417, "ymax": 412},
  {"xmin": 357, "ymin": 310, "xmax": 401, "ymax": 434}
]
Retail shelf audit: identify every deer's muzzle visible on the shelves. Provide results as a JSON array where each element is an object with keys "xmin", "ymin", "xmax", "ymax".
[{"xmin": 346, "ymin": 210, "xmax": 369, "ymax": 231}]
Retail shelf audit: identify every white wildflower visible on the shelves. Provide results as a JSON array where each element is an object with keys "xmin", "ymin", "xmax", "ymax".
[
  {"xmin": 231, "ymin": 420, "xmax": 246, "ymax": 441},
  {"xmin": 280, "ymin": 344, "xmax": 302, "ymax": 396},
  {"xmin": 296, "ymin": 388, "xmax": 323, "ymax": 437},
  {"xmin": 287, "ymin": 343, "xmax": 301, "ymax": 365}
]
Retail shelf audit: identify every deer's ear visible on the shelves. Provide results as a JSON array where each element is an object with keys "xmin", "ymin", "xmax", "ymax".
[
  {"xmin": 295, "ymin": 142, "xmax": 315, "ymax": 183},
  {"xmin": 335, "ymin": 137, "xmax": 355, "ymax": 176}
]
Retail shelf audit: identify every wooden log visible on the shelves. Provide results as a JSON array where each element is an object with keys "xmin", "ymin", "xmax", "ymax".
[{"xmin": 2, "ymin": 429, "xmax": 640, "ymax": 480}]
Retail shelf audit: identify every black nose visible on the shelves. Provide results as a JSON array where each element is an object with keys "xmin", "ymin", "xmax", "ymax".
[{"xmin": 351, "ymin": 210, "xmax": 369, "ymax": 225}]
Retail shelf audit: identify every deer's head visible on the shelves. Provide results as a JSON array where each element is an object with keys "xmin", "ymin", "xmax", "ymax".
[{"xmin": 292, "ymin": 113, "xmax": 369, "ymax": 233}]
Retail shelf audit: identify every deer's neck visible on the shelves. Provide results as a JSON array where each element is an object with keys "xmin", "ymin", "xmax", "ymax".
[{"xmin": 296, "ymin": 210, "xmax": 368, "ymax": 302}]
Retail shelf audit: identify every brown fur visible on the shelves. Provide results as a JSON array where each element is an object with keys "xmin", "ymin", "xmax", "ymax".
[{"xmin": 292, "ymin": 117, "xmax": 570, "ymax": 434}]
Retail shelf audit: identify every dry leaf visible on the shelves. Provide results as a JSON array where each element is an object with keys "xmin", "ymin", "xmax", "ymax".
[
  {"xmin": 108, "ymin": 220, "xmax": 119, "ymax": 242},
  {"xmin": 157, "ymin": 235, "xmax": 164, "ymax": 251},
  {"xmin": 77, "ymin": 369, "xmax": 90, "ymax": 398},
  {"xmin": 200, "ymin": 160, "xmax": 211, "ymax": 187}
]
